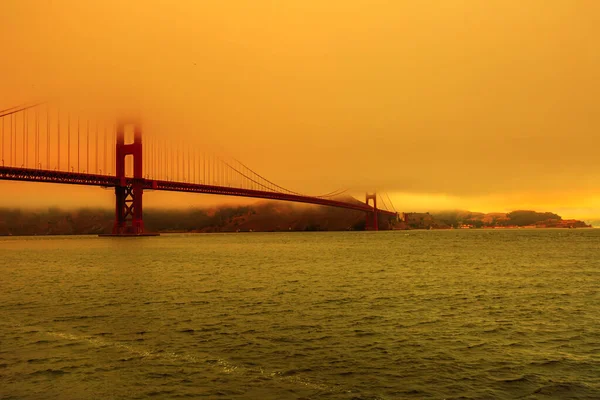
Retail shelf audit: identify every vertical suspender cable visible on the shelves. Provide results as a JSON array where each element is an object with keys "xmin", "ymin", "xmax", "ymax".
[
  {"xmin": 9, "ymin": 114, "xmax": 11, "ymax": 166},
  {"xmin": 57, "ymin": 110, "xmax": 60, "ymax": 170},
  {"xmin": 46, "ymin": 106, "xmax": 50, "ymax": 169},
  {"xmin": 146, "ymin": 133, "xmax": 149, "ymax": 178},
  {"xmin": 10, "ymin": 115, "xmax": 17, "ymax": 166},
  {"xmin": 26, "ymin": 110, "xmax": 29, "ymax": 167},
  {"xmin": 148, "ymin": 133, "xmax": 151, "ymax": 178},
  {"xmin": 144, "ymin": 133, "xmax": 147, "ymax": 178},
  {"xmin": 10, "ymin": 114, "xmax": 13, "ymax": 166},
  {"xmin": 111, "ymin": 123, "xmax": 115, "ymax": 175},
  {"xmin": 77, "ymin": 117, "xmax": 80, "ymax": 172},
  {"xmin": 35, "ymin": 109, "xmax": 39, "ymax": 167},
  {"xmin": 146, "ymin": 132, "xmax": 148, "ymax": 177},
  {"xmin": 150, "ymin": 135, "xmax": 152, "ymax": 179},
  {"xmin": 104, "ymin": 127, "xmax": 107, "ymax": 174},
  {"xmin": 1, "ymin": 116, "xmax": 3, "ymax": 165},
  {"xmin": 142, "ymin": 132, "xmax": 145, "ymax": 177},
  {"xmin": 67, "ymin": 114, "xmax": 70, "ymax": 170},
  {"xmin": 23, "ymin": 110, "xmax": 26, "ymax": 167},
  {"xmin": 153, "ymin": 133, "xmax": 155, "ymax": 178},
  {"xmin": 86, "ymin": 120, "xmax": 89, "ymax": 172},
  {"xmin": 13, "ymin": 113, "xmax": 16, "ymax": 166},
  {"xmin": 95, "ymin": 122, "xmax": 98, "ymax": 174},
  {"xmin": 143, "ymin": 132, "xmax": 146, "ymax": 178},
  {"xmin": 152, "ymin": 134, "xmax": 155, "ymax": 179}
]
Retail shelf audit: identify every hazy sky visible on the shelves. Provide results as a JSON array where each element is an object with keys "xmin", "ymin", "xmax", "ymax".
[{"xmin": 1, "ymin": 1, "xmax": 599, "ymax": 218}]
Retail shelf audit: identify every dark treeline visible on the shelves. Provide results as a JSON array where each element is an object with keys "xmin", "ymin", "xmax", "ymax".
[
  {"xmin": 430, "ymin": 210, "xmax": 588, "ymax": 229},
  {"xmin": 0, "ymin": 206, "xmax": 254, "ymax": 236},
  {"xmin": 0, "ymin": 203, "xmax": 385, "ymax": 236},
  {"xmin": 0, "ymin": 208, "xmax": 112, "ymax": 236},
  {"xmin": 0, "ymin": 206, "xmax": 587, "ymax": 235},
  {"xmin": 144, "ymin": 206, "xmax": 255, "ymax": 232}
]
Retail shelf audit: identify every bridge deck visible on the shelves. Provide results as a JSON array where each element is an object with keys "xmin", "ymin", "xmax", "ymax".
[{"xmin": 0, "ymin": 166, "xmax": 397, "ymax": 216}]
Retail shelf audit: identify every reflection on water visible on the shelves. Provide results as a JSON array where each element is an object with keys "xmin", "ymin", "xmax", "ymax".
[{"xmin": 1, "ymin": 230, "xmax": 599, "ymax": 399}]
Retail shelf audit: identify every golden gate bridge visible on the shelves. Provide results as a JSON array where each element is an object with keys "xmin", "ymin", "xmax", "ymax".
[{"xmin": 0, "ymin": 102, "xmax": 397, "ymax": 235}]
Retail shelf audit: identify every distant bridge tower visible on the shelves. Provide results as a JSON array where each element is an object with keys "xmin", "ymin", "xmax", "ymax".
[
  {"xmin": 112, "ymin": 121, "xmax": 146, "ymax": 235},
  {"xmin": 365, "ymin": 192, "xmax": 378, "ymax": 231}
]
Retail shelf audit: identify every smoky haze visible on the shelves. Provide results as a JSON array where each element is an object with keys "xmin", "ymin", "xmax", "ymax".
[{"xmin": 1, "ymin": 1, "xmax": 599, "ymax": 216}]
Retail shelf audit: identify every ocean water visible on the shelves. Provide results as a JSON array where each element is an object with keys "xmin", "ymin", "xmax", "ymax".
[{"xmin": 0, "ymin": 230, "xmax": 599, "ymax": 400}]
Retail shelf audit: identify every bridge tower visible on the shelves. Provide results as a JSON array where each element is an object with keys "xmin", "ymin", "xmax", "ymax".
[
  {"xmin": 365, "ymin": 192, "xmax": 378, "ymax": 231},
  {"xmin": 112, "ymin": 121, "xmax": 145, "ymax": 235}
]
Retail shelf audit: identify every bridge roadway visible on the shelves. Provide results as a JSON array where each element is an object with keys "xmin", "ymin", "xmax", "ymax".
[{"xmin": 0, "ymin": 166, "xmax": 397, "ymax": 217}]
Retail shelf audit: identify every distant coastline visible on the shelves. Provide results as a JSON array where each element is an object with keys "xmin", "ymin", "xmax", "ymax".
[
  {"xmin": 0, "ymin": 204, "xmax": 592, "ymax": 236},
  {"xmin": 397, "ymin": 210, "xmax": 591, "ymax": 230}
]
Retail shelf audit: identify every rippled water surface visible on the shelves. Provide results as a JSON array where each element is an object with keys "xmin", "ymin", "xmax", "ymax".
[{"xmin": 1, "ymin": 230, "xmax": 599, "ymax": 399}]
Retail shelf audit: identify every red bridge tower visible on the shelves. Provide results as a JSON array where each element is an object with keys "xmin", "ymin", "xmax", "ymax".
[
  {"xmin": 111, "ymin": 121, "xmax": 150, "ymax": 235},
  {"xmin": 365, "ymin": 192, "xmax": 378, "ymax": 231}
]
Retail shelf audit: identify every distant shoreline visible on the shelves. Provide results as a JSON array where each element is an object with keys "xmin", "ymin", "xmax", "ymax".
[
  {"xmin": 0, "ymin": 226, "xmax": 597, "ymax": 238},
  {"xmin": 0, "ymin": 206, "xmax": 592, "ymax": 236}
]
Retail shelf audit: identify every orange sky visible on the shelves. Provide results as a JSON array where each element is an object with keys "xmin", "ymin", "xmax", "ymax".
[{"xmin": 1, "ymin": 1, "xmax": 599, "ymax": 219}]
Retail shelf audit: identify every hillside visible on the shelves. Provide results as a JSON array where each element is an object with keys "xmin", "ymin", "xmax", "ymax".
[
  {"xmin": 0, "ymin": 202, "xmax": 397, "ymax": 236},
  {"xmin": 0, "ymin": 205, "xmax": 591, "ymax": 236},
  {"xmin": 401, "ymin": 210, "xmax": 591, "ymax": 229}
]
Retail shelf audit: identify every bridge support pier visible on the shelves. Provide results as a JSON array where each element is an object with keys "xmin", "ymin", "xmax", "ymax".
[
  {"xmin": 365, "ymin": 192, "xmax": 378, "ymax": 231},
  {"xmin": 104, "ymin": 121, "xmax": 156, "ymax": 236}
]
